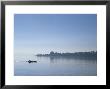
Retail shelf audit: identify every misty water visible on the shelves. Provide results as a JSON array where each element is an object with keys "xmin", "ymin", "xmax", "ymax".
[{"xmin": 14, "ymin": 54, "xmax": 97, "ymax": 76}]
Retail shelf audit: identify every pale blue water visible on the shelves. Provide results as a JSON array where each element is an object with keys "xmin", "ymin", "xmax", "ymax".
[{"xmin": 14, "ymin": 54, "xmax": 97, "ymax": 76}]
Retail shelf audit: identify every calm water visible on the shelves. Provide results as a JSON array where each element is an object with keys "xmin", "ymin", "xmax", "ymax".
[{"xmin": 14, "ymin": 54, "xmax": 97, "ymax": 76}]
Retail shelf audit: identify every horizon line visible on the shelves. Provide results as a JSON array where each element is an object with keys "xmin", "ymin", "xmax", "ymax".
[{"xmin": 36, "ymin": 50, "xmax": 97, "ymax": 54}]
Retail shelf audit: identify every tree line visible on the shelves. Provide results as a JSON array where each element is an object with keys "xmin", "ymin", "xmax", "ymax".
[{"xmin": 36, "ymin": 51, "xmax": 97, "ymax": 58}]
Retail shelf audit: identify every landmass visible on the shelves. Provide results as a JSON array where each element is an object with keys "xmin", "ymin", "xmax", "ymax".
[{"xmin": 36, "ymin": 51, "xmax": 97, "ymax": 59}]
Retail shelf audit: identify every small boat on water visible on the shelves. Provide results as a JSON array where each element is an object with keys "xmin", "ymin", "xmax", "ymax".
[{"xmin": 27, "ymin": 60, "xmax": 37, "ymax": 63}]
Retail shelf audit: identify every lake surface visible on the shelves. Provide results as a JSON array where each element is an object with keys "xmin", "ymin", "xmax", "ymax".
[{"xmin": 14, "ymin": 54, "xmax": 97, "ymax": 76}]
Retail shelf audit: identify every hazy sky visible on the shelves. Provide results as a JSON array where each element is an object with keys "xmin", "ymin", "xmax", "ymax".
[{"xmin": 14, "ymin": 14, "xmax": 97, "ymax": 55}]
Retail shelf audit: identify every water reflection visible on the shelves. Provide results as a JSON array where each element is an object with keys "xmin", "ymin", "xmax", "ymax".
[
  {"xmin": 14, "ymin": 55, "xmax": 97, "ymax": 76},
  {"xmin": 45, "ymin": 56, "xmax": 97, "ymax": 64}
]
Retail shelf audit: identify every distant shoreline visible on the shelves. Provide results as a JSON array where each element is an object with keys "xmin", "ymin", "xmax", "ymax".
[{"xmin": 36, "ymin": 51, "xmax": 97, "ymax": 59}]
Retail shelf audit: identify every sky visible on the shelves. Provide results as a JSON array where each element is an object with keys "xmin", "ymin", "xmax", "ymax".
[{"xmin": 14, "ymin": 14, "xmax": 97, "ymax": 55}]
